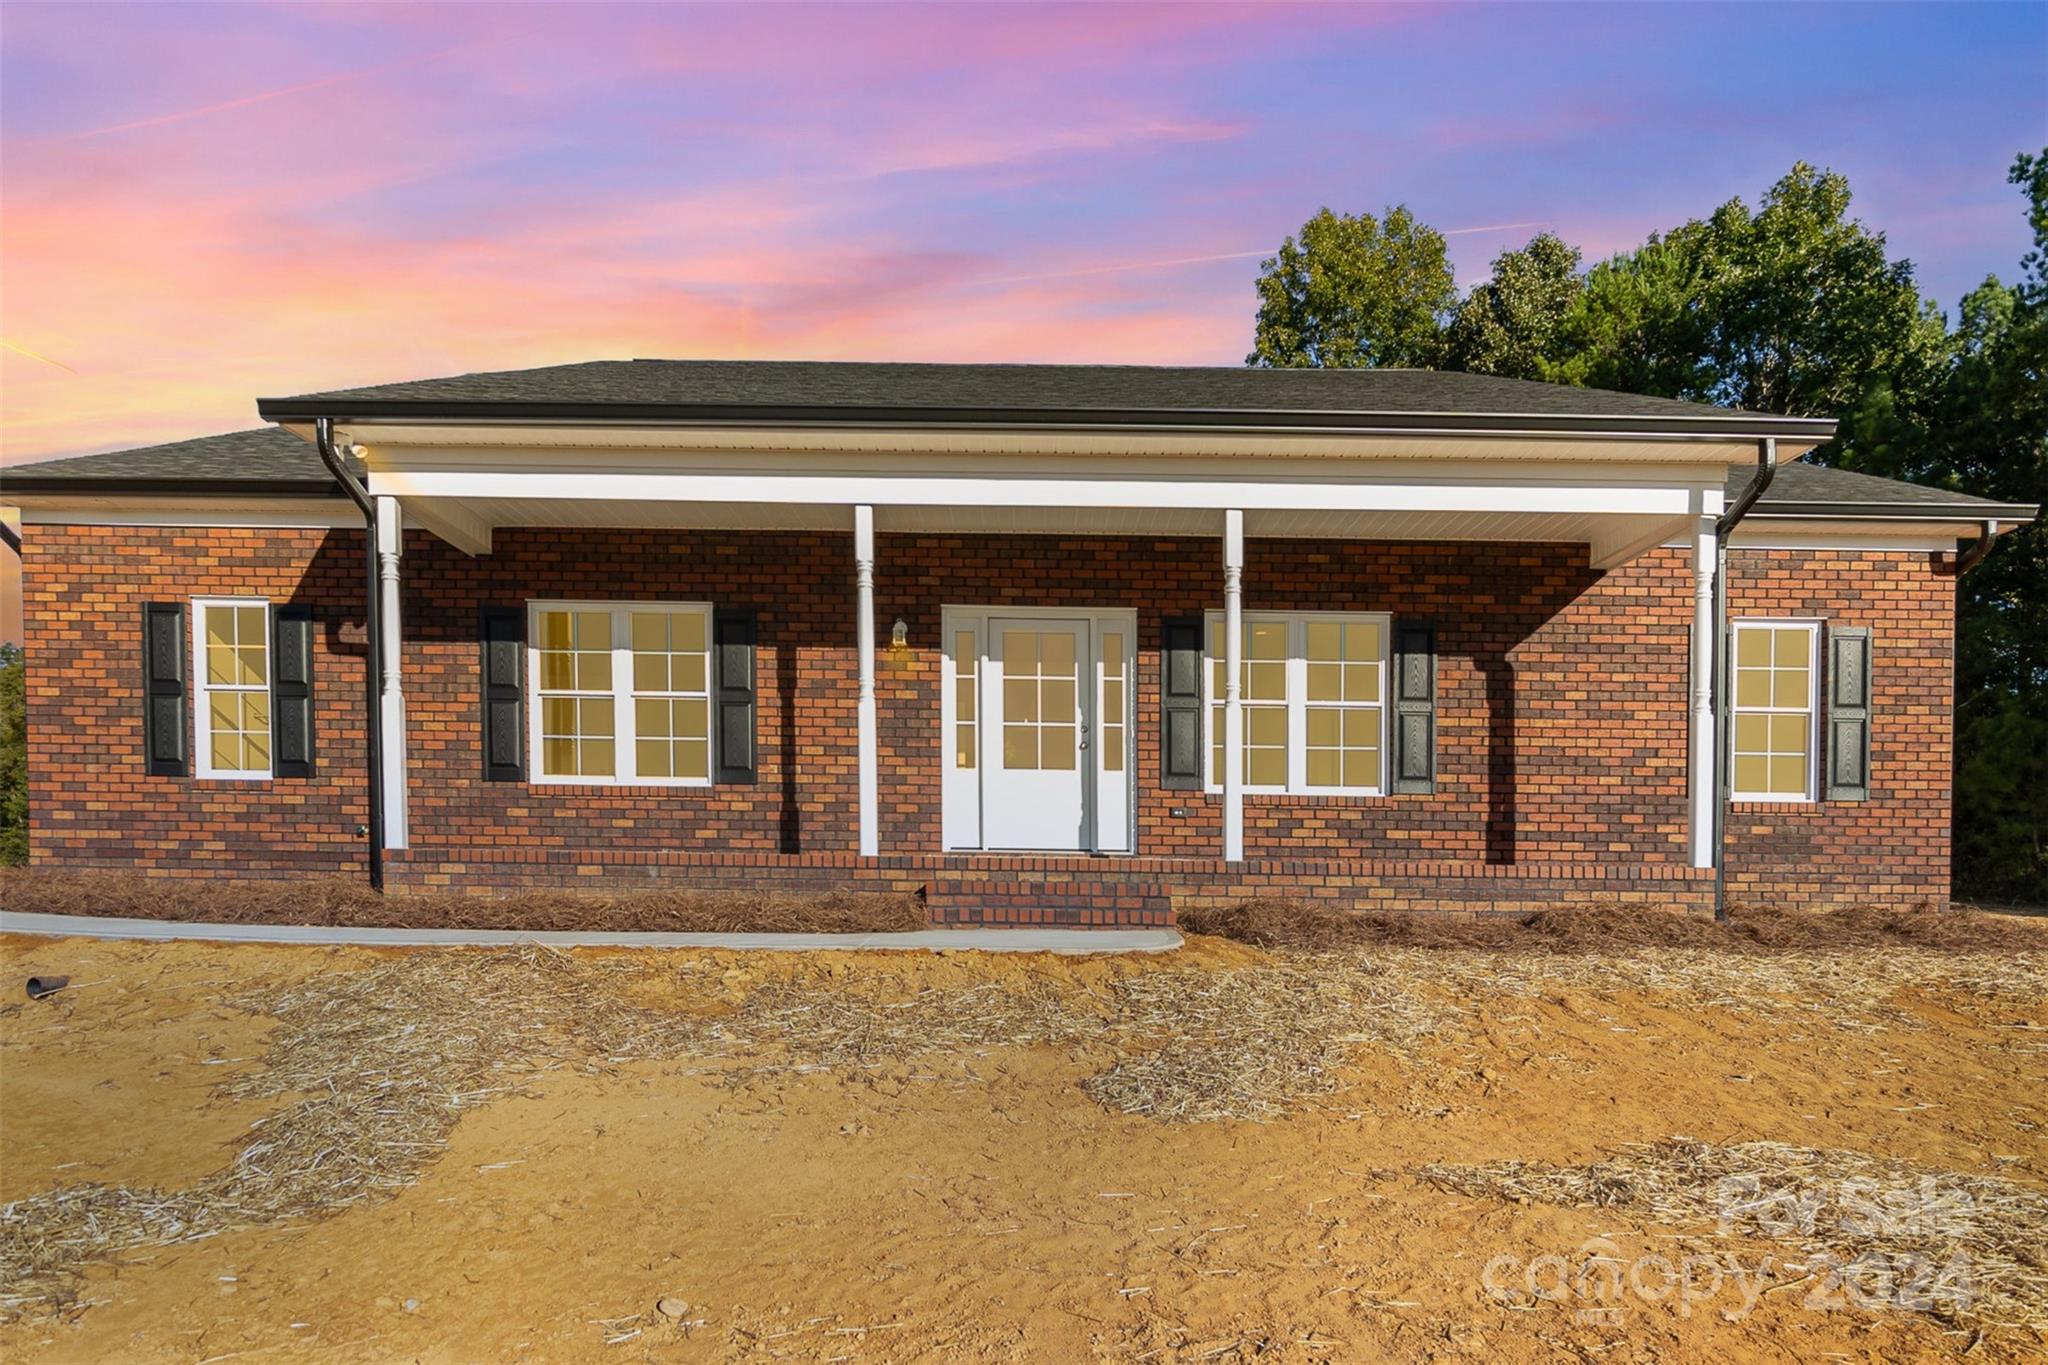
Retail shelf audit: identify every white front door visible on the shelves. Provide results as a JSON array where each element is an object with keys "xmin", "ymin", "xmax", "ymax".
[{"xmin": 983, "ymin": 617, "xmax": 1091, "ymax": 850}]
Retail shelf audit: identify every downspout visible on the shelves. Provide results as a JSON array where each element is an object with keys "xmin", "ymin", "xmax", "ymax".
[
  {"xmin": 314, "ymin": 417, "xmax": 384, "ymax": 892},
  {"xmin": 1954, "ymin": 519, "xmax": 2001, "ymax": 576},
  {"xmin": 1711, "ymin": 437, "xmax": 1779, "ymax": 921}
]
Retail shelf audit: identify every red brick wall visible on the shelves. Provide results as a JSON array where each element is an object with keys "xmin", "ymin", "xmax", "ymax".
[
  {"xmin": 22, "ymin": 524, "xmax": 372, "ymax": 875},
  {"xmin": 877, "ymin": 535, "xmax": 1692, "ymax": 864},
  {"xmin": 402, "ymin": 527, "xmax": 860, "ymax": 856},
  {"xmin": 1722, "ymin": 549, "xmax": 1954, "ymax": 909},
  {"xmin": 21, "ymin": 524, "xmax": 1955, "ymax": 911}
]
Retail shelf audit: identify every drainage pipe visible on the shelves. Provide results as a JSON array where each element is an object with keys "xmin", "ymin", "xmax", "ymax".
[
  {"xmin": 314, "ymin": 417, "xmax": 384, "ymax": 892},
  {"xmin": 1954, "ymin": 519, "xmax": 2002, "ymax": 576},
  {"xmin": 1711, "ymin": 438, "xmax": 1779, "ymax": 921}
]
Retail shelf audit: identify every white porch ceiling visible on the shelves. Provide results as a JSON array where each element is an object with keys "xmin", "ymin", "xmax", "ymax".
[{"xmin": 403, "ymin": 494, "xmax": 1684, "ymax": 564}]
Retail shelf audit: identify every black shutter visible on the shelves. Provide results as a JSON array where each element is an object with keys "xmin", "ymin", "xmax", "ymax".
[
  {"xmin": 713, "ymin": 608, "xmax": 758, "ymax": 785},
  {"xmin": 1824, "ymin": 625, "xmax": 1872, "ymax": 802},
  {"xmin": 1392, "ymin": 620, "xmax": 1437, "ymax": 795},
  {"xmin": 271, "ymin": 605, "xmax": 315, "ymax": 778},
  {"xmin": 1160, "ymin": 614, "xmax": 1204, "ymax": 790},
  {"xmin": 480, "ymin": 606, "xmax": 526, "ymax": 782},
  {"xmin": 142, "ymin": 602, "xmax": 187, "ymax": 777}
]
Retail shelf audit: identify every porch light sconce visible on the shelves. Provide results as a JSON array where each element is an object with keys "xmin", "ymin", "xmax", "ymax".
[{"xmin": 889, "ymin": 617, "xmax": 910, "ymax": 653}]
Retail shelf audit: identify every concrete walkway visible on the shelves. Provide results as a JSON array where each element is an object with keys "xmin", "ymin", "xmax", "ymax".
[{"xmin": 0, "ymin": 910, "xmax": 1181, "ymax": 955}]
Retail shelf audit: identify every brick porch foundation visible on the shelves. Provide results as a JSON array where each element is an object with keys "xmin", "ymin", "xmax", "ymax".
[{"xmin": 383, "ymin": 848, "xmax": 1725, "ymax": 924}]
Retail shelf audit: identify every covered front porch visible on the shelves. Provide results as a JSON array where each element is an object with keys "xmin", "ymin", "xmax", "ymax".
[{"xmin": 328, "ymin": 416, "xmax": 1775, "ymax": 911}]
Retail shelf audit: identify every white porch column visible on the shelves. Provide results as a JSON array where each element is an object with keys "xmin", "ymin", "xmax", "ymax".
[
  {"xmin": 374, "ymin": 495, "xmax": 408, "ymax": 850},
  {"xmin": 854, "ymin": 504, "xmax": 879, "ymax": 857},
  {"xmin": 1689, "ymin": 515, "xmax": 1717, "ymax": 867},
  {"xmin": 1223, "ymin": 509, "xmax": 1245, "ymax": 863}
]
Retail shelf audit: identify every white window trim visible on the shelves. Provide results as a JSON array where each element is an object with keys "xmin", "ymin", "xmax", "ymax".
[
  {"xmin": 1202, "ymin": 610, "xmax": 1391, "ymax": 797},
  {"xmin": 526, "ymin": 600, "xmax": 715, "ymax": 788},
  {"xmin": 192, "ymin": 597, "xmax": 272, "ymax": 782},
  {"xmin": 1729, "ymin": 618, "xmax": 1820, "ymax": 804}
]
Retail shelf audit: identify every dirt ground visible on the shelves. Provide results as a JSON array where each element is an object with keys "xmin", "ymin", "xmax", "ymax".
[{"xmin": 1, "ymin": 927, "xmax": 2044, "ymax": 1363}]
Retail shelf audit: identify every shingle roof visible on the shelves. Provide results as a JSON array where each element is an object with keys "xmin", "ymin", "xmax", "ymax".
[
  {"xmin": 7, "ymin": 426, "xmax": 2031, "ymax": 525},
  {"xmin": 1725, "ymin": 462, "xmax": 2035, "ymax": 519},
  {"xmin": 256, "ymin": 359, "xmax": 1834, "ymax": 437},
  {"xmin": 4, "ymin": 427, "xmax": 352, "ymax": 495}
]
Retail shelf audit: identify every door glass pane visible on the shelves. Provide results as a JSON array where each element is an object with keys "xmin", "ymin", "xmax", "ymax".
[
  {"xmin": 1041, "ymin": 726, "xmax": 1076, "ymax": 771},
  {"xmin": 1003, "ymin": 631, "xmax": 1037, "ymax": 674},
  {"xmin": 1004, "ymin": 678, "xmax": 1038, "ymax": 722},
  {"xmin": 1041, "ymin": 678, "xmax": 1076, "ymax": 724},
  {"xmin": 1003, "ymin": 724, "xmax": 1036, "ymax": 768}
]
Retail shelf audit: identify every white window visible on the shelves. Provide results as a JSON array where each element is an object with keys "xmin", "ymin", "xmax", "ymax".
[
  {"xmin": 194, "ymin": 598, "xmax": 271, "ymax": 780},
  {"xmin": 1204, "ymin": 612, "xmax": 1388, "ymax": 795},
  {"xmin": 1731, "ymin": 620, "xmax": 1818, "ymax": 802},
  {"xmin": 528, "ymin": 602, "xmax": 713, "ymax": 785}
]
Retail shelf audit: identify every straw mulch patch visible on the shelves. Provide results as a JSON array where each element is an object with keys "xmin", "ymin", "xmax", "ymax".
[
  {"xmin": 0, "ymin": 868, "xmax": 924, "ymax": 934},
  {"xmin": 1181, "ymin": 898, "xmax": 2048, "ymax": 954},
  {"xmin": 0, "ymin": 945, "xmax": 704, "ymax": 1318},
  {"xmin": 1083, "ymin": 957, "xmax": 1456, "ymax": 1122},
  {"xmin": 1420, "ymin": 1139, "xmax": 2048, "ymax": 1331}
]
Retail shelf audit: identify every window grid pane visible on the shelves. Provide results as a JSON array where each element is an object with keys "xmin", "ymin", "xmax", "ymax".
[
  {"xmin": 534, "ymin": 605, "xmax": 712, "ymax": 782},
  {"xmin": 1207, "ymin": 615, "xmax": 1384, "ymax": 793},
  {"xmin": 198, "ymin": 601, "xmax": 271, "ymax": 774},
  {"xmin": 1731, "ymin": 624, "xmax": 1815, "ymax": 798},
  {"xmin": 954, "ymin": 630, "xmax": 977, "ymax": 770},
  {"xmin": 1001, "ymin": 629, "xmax": 1079, "ymax": 772},
  {"xmin": 628, "ymin": 610, "xmax": 711, "ymax": 781},
  {"xmin": 1100, "ymin": 631, "xmax": 1124, "ymax": 774},
  {"xmin": 1303, "ymin": 618, "xmax": 1382, "ymax": 790}
]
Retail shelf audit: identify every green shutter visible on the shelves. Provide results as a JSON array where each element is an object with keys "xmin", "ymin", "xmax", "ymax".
[
  {"xmin": 1392, "ymin": 621, "xmax": 1437, "ymax": 795},
  {"xmin": 142, "ymin": 602, "xmax": 187, "ymax": 777},
  {"xmin": 480, "ymin": 606, "xmax": 526, "ymax": 782},
  {"xmin": 1160, "ymin": 614, "xmax": 1203, "ymax": 790},
  {"xmin": 713, "ymin": 608, "xmax": 758, "ymax": 785},
  {"xmin": 1825, "ymin": 625, "xmax": 1871, "ymax": 802},
  {"xmin": 270, "ymin": 605, "xmax": 315, "ymax": 778}
]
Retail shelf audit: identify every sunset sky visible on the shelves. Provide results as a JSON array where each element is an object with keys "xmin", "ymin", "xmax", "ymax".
[{"xmin": 1, "ymin": 0, "xmax": 2044, "ymax": 473}]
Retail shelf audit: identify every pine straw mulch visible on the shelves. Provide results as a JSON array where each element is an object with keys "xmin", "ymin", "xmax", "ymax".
[
  {"xmin": 1181, "ymin": 897, "xmax": 2048, "ymax": 954},
  {"xmin": 0, "ymin": 868, "xmax": 923, "ymax": 934},
  {"xmin": 1421, "ymin": 1139, "xmax": 2048, "ymax": 1332},
  {"xmin": 1082, "ymin": 957, "xmax": 1455, "ymax": 1122}
]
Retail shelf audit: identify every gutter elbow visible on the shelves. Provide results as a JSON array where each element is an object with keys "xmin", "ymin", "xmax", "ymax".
[{"xmin": 1955, "ymin": 519, "xmax": 2002, "ymax": 576}]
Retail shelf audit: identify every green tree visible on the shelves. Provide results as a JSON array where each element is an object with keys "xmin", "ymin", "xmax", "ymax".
[
  {"xmin": 0, "ymin": 645, "xmax": 25, "ymax": 867},
  {"xmin": 1248, "ymin": 206, "xmax": 1456, "ymax": 368},
  {"xmin": 1443, "ymin": 232, "xmax": 1584, "ymax": 380},
  {"xmin": 1554, "ymin": 164, "xmax": 1949, "ymax": 434},
  {"xmin": 1927, "ymin": 155, "xmax": 2047, "ymax": 900}
]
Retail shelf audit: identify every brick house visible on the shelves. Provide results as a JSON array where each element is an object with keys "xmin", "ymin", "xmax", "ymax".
[{"xmin": 5, "ymin": 361, "xmax": 2036, "ymax": 924}]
